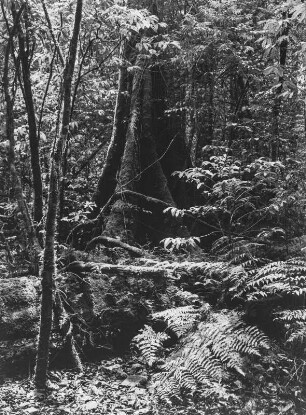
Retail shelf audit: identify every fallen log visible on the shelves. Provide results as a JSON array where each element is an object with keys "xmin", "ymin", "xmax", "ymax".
[
  {"xmin": 63, "ymin": 261, "xmax": 169, "ymax": 279},
  {"xmin": 62, "ymin": 260, "xmax": 227, "ymax": 281}
]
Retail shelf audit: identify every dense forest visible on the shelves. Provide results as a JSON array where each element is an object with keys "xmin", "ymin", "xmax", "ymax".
[{"xmin": 1, "ymin": 0, "xmax": 306, "ymax": 413}]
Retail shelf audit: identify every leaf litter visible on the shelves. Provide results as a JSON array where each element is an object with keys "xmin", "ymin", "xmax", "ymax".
[{"xmin": 0, "ymin": 358, "xmax": 152, "ymax": 415}]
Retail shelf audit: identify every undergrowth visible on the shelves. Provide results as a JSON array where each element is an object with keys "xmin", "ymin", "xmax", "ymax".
[{"xmin": 132, "ymin": 255, "xmax": 306, "ymax": 411}]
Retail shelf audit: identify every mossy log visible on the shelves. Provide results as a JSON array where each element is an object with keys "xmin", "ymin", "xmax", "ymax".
[
  {"xmin": 0, "ymin": 259, "xmax": 226, "ymax": 377},
  {"xmin": 0, "ymin": 277, "xmax": 40, "ymax": 341},
  {"xmin": 63, "ymin": 260, "xmax": 224, "ymax": 280}
]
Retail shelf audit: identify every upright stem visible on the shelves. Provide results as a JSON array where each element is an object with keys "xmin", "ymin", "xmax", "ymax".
[
  {"xmin": 2, "ymin": 2, "xmax": 39, "ymax": 275},
  {"xmin": 13, "ymin": 3, "xmax": 43, "ymax": 226},
  {"xmin": 271, "ymin": 12, "xmax": 289, "ymax": 161},
  {"xmin": 35, "ymin": 0, "xmax": 83, "ymax": 391}
]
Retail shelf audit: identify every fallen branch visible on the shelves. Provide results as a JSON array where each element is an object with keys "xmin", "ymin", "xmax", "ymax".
[
  {"xmin": 66, "ymin": 219, "xmax": 97, "ymax": 245},
  {"xmin": 85, "ymin": 235, "xmax": 145, "ymax": 257},
  {"xmin": 117, "ymin": 190, "xmax": 172, "ymax": 211},
  {"xmin": 72, "ymin": 138, "xmax": 108, "ymax": 178}
]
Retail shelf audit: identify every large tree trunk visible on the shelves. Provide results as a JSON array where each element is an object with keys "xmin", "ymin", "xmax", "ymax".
[
  {"xmin": 93, "ymin": 39, "xmax": 134, "ymax": 211},
  {"xmin": 35, "ymin": 0, "xmax": 83, "ymax": 391},
  {"xmin": 140, "ymin": 63, "xmax": 176, "ymax": 205},
  {"xmin": 100, "ymin": 54, "xmax": 189, "ymax": 244},
  {"xmin": 102, "ymin": 55, "xmax": 145, "ymax": 240},
  {"xmin": 91, "ymin": 3, "xmax": 191, "ymax": 245}
]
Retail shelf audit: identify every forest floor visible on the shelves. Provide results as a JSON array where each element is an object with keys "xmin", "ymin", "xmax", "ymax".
[
  {"xmin": 0, "ymin": 249, "xmax": 304, "ymax": 414},
  {"xmin": 0, "ymin": 355, "xmax": 301, "ymax": 415}
]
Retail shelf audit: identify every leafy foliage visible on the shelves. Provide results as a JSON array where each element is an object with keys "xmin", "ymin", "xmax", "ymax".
[
  {"xmin": 161, "ymin": 236, "xmax": 200, "ymax": 252},
  {"xmin": 165, "ymin": 150, "xmax": 296, "ymax": 263}
]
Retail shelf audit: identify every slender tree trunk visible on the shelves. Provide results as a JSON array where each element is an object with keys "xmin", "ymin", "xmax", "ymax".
[
  {"xmin": 35, "ymin": 0, "xmax": 83, "ymax": 391},
  {"xmin": 40, "ymin": 0, "xmax": 64, "ymax": 66},
  {"xmin": 271, "ymin": 13, "xmax": 289, "ymax": 161},
  {"xmin": 13, "ymin": 3, "xmax": 43, "ymax": 226},
  {"xmin": 185, "ymin": 68, "xmax": 197, "ymax": 165},
  {"xmin": 206, "ymin": 71, "xmax": 215, "ymax": 146},
  {"xmin": 2, "ymin": 2, "xmax": 40, "ymax": 275}
]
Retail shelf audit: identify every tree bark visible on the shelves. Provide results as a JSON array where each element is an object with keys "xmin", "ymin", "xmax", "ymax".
[
  {"xmin": 40, "ymin": 0, "xmax": 64, "ymax": 66},
  {"xmin": 185, "ymin": 67, "xmax": 198, "ymax": 165},
  {"xmin": 271, "ymin": 12, "xmax": 289, "ymax": 161},
  {"xmin": 140, "ymin": 64, "xmax": 176, "ymax": 205},
  {"xmin": 92, "ymin": 3, "xmax": 190, "ymax": 243},
  {"xmin": 13, "ymin": 3, "xmax": 43, "ymax": 226},
  {"xmin": 35, "ymin": 0, "xmax": 83, "ymax": 391},
  {"xmin": 2, "ymin": 2, "xmax": 40, "ymax": 275},
  {"xmin": 93, "ymin": 39, "xmax": 134, "ymax": 211},
  {"xmin": 95, "ymin": 50, "xmax": 190, "ymax": 243},
  {"xmin": 102, "ymin": 55, "xmax": 145, "ymax": 240}
]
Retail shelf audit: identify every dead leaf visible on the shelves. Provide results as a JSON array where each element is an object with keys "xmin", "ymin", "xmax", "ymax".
[
  {"xmin": 25, "ymin": 408, "xmax": 39, "ymax": 414},
  {"xmin": 83, "ymin": 400, "xmax": 98, "ymax": 410},
  {"xmin": 121, "ymin": 375, "xmax": 147, "ymax": 388}
]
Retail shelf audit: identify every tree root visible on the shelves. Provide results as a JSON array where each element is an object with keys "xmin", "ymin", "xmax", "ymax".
[
  {"xmin": 53, "ymin": 291, "xmax": 83, "ymax": 372},
  {"xmin": 67, "ymin": 190, "xmax": 187, "ymax": 250}
]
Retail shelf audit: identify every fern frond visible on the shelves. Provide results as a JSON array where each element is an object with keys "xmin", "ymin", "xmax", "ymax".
[
  {"xmin": 152, "ymin": 305, "xmax": 208, "ymax": 338},
  {"xmin": 174, "ymin": 367, "xmax": 198, "ymax": 392},
  {"xmin": 133, "ymin": 325, "xmax": 169, "ymax": 366},
  {"xmin": 291, "ymin": 287, "xmax": 306, "ymax": 296},
  {"xmin": 150, "ymin": 309, "xmax": 270, "ymax": 403},
  {"xmin": 232, "ymin": 325, "xmax": 270, "ymax": 350},
  {"xmin": 273, "ymin": 309, "xmax": 306, "ymax": 322},
  {"xmin": 227, "ymin": 265, "xmax": 249, "ymax": 296},
  {"xmin": 242, "ymin": 258, "xmax": 306, "ymax": 299},
  {"xmin": 183, "ymin": 346, "xmax": 224, "ymax": 382},
  {"xmin": 245, "ymin": 273, "xmax": 286, "ymax": 291},
  {"xmin": 153, "ymin": 375, "xmax": 183, "ymax": 405},
  {"xmin": 285, "ymin": 323, "xmax": 306, "ymax": 345}
]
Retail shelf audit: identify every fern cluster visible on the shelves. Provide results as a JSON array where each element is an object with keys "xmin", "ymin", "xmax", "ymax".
[
  {"xmin": 240, "ymin": 258, "xmax": 306, "ymax": 300},
  {"xmin": 133, "ymin": 305, "xmax": 270, "ymax": 404},
  {"xmin": 229, "ymin": 258, "xmax": 306, "ymax": 348}
]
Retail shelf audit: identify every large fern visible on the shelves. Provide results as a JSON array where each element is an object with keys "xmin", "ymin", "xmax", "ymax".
[
  {"xmin": 274, "ymin": 309, "xmax": 306, "ymax": 348},
  {"xmin": 232, "ymin": 257, "xmax": 306, "ymax": 351},
  {"xmin": 134, "ymin": 305, "xmax": 270, "ymax": 403},
  {"xmin": 239, "ymin": 258, "xmax": 306, "ymax": 301}
]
